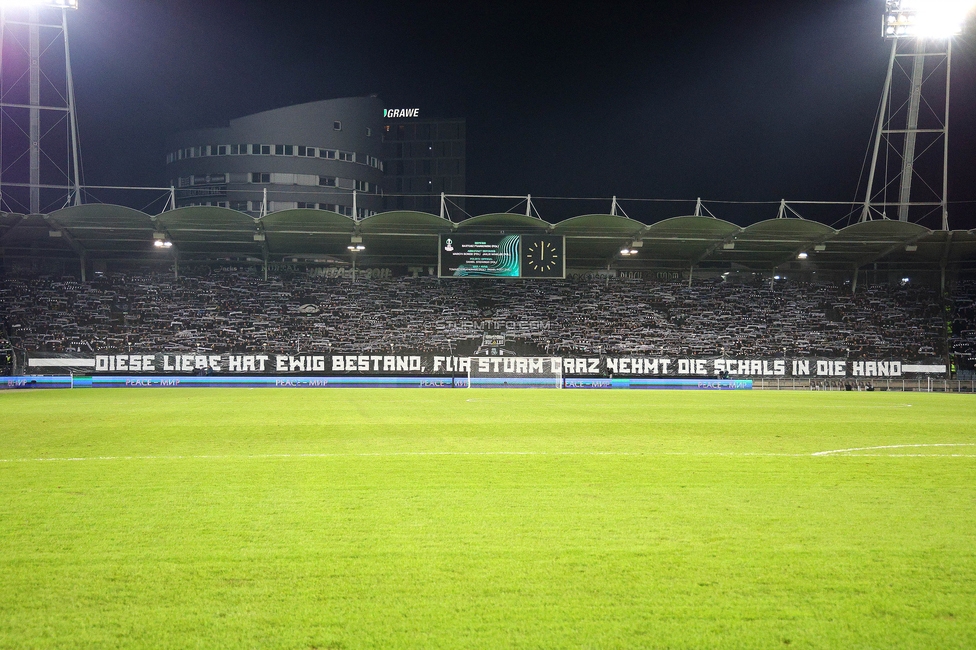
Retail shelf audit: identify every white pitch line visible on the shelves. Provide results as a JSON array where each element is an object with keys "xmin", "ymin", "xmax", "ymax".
[
  {"xmin": 1, "ymin": 446, "xmax": 974, "ymax": 464},
  {"xmin": 0, "ymin": 450, "xmax": 799, "ymax": 463},
  {"xmin": 812, "ymin": 443, "xmax": 976, "ymax": 456},
  {"xmin": 831, "ymin": 454, "xmax": 976, "ymax": 458}
]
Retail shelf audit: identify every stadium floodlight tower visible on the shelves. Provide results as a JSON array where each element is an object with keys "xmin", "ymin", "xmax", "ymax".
[
  {"xmin": 860, "ymin": 0, "xmax": 975, "ymax": 229},
  {"xmin": 0, "ymin": 0, "xmax": 81, "ymax": 215}
]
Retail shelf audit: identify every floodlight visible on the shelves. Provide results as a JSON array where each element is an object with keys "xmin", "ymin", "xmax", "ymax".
[
  {"xmin": 619, "ymin": 248, "xmax": 637, "ymax": 256},
  {"xmin": 347, "ymin": 244, "xmax": 365, "ymax": 251},
  {"xmin": 797, "ymin": 252, "xmax": 808, "ymax": 260},
  {"xmin": 153, "ymin": 240, "xmax": 172, "ymax": 249},
  {"xmin": 0, "ymin": 0, "xmax": 78, "ymax": 8},
  {"xmin": 883, "ymin": 0, "xmax": 976, "ymax": 39}
]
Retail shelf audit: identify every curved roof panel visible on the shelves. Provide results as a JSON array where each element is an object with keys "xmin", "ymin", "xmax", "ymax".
[
  {"xmin": 644, "ymin": 215, "xmax": 741, "ymax": 238},
  {"xmin": 740, "ymin": 218, "xmax": 836, "ymax": 239},
  {"xmin": 635, "ymin": 216, "xmax": 740, "ymax": 265},
  {"xmin": 358, "ymin": 211, "xmax": 454, "ymax": 235},
  {"xmin": 455, "ymin": 213, "xmax": 551, "ymax": 232},
  {"xmin": 552, "ymin": 214, "xmax": 645, "ymax": 238},
  {"xmin": 707, "ymin": 219, "xmax": 836, "ymax": 270},
  {"xmin": 0, "ymin": 214, "xmax": 77, "ymax": 258},
  {"xmin": 0, "ymin": 212, "xmax": 27, "ymax": 241},
  {"xmin": 804, "ymin": 219, "xmax": 933, "ymax": 268},
  {"xmin": 157, "ymin": 206, "xmax": 257, "ymax": 231},
  {"xmin": 260, "ymin": 208, "xmax": 356, "ymax": 257},
  {"xmin": 833, "ymin": 219, "xmax": 930, "ymax": 242},
  {"xmin": 48, "ymin": 204, "xmax": 152, "ymax": 227},
  {"xmin": 260, "ymin": 208, "xmax": 356, "ymax": 233},
  {"xmin": 46, "ymin": 204, "xmax": 157, "ymax": 254},
  {"xmin": 156, "ymin": 207, "xmax": 259, "ymax": 256},
  {"xmin": 355, "ymin": 212, "xmax": 451, "ymax": 265}
]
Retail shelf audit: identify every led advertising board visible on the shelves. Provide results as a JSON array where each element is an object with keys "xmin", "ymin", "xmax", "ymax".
[{"xmin": 438, "ymin": 234, "xmax": 565, "ymax": 279}]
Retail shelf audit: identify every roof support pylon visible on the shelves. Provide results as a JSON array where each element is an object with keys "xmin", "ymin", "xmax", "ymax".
[
  {"xmin": 862, "ymin": 41, "xmax": 897, "ymax": 223},
  {"xmin": 862, "ymin": 38, "xmax": 951, "ymax": 226}
]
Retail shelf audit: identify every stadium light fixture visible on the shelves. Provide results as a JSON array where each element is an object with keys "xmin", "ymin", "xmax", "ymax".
[
  {"xmin": 884, "ymin": 0, "xmax": 976, "ymax": 39},
  {"xmin": 0, "ymin": 0, "xmax": 78, "ymax": 8},
  {"xmin": 619, "ymin": 248, "xmax": 638, "ymax": 256},
  {"xmin": 347, "ymin": 244, "xmax": 365, "ymax": 252},
  {"xmin": 797, "ymin": 252, "xmax": 808, "ymax": 260},
  {"xmin": 153, "ymin": 240, "xmax": 173, "ymax": 249}
]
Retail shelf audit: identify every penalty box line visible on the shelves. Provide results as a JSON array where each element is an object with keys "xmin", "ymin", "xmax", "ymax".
[{"xmin": 812, "ymin": 443, "xmax": 976, "ymax": 456}]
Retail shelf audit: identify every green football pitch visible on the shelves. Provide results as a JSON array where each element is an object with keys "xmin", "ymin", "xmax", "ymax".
[{"xmin": 1, "ymin": 389, "xmax": 975, "ymax": 649}]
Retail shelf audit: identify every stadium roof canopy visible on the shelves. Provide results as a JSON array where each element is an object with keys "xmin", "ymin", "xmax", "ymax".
[{"xmin": 2, "ymin": 205, "xmax": 976, "ymax": 273}]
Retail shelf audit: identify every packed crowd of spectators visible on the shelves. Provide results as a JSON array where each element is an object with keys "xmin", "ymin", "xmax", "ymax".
[
  {"xmin": 0, "ymin": 268, "xmax": 947, "ymax": 361},
  {"xmin": 949, "ymin": 279, "xmax": 976, "ymax": 371}
]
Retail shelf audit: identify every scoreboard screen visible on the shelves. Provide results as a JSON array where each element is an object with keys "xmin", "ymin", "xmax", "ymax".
[{"xmin": 438, "ymin": 234, "xmax": 565, "ymax": 278}]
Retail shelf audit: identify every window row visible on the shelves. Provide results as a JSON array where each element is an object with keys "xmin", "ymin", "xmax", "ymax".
[
  {"xmin": 179, "ymin": 199, "xmax": 377, "ymax": 219},
  {"xmin": 176, "ymin": 173, "xmax": 381, "ymax": 194},
  {"xmin": 248, "ymin": 173, "xmax": 379, "ymax": 194},
  {"xmin": 166, "ymin": 144, "xmax": 383, "ymax": 171}
]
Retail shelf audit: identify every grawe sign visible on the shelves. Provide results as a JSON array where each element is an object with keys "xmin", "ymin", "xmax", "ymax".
[{"xmin": 383, "ymin": 108, "xmax": 420, "ymax": 118}]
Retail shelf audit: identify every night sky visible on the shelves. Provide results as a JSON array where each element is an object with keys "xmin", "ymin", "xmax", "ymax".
[{"xmin": 59, "ymin": 0, "xmax": 976, "ymax": 227}]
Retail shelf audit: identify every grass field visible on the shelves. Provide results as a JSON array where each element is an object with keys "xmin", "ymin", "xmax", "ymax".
[{"xmin": 1, "ymin": 388, "xmax": 975, "ymax": 649}]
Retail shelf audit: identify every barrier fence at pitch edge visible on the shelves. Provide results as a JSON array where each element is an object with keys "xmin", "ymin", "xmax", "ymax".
[
  {"xmin": 1, "ymin": 376, "xmax": 754, "ymax": 390},
  {"xmin": 5, "ymin": 376, "xmax": 976, "ymax": 391}
]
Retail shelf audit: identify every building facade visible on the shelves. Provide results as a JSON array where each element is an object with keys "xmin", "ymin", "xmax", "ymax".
[
  {"xmin": 165, "ymin": 96, "xmax": 386, "ymax": 218},
  {"xmin": 382, "ymin": 116, "xmax": 465, "ymax": 214},
  {"xmin": 166, "ymin": 96, "xmax": 466, "ymax": 218}
]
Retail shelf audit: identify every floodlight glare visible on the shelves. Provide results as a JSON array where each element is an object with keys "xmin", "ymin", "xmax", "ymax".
[
  {"xmin": 0, "ymin": 0, "xmax": 78, "ymax": 8},
  {"xmin": 883, "ymin": 0, "xmax": 976, "ymax": 38},
  {"xmin": 797, "ymin": 252, "xmax": 809, "ymax": 260}
]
